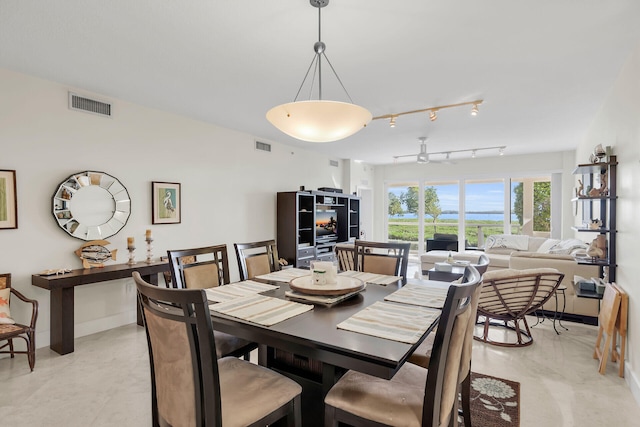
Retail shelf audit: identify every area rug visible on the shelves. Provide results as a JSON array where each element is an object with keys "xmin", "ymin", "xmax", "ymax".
[{"xmin": 460, "ymin": 372, "xmax": 520, "ymax": 427}]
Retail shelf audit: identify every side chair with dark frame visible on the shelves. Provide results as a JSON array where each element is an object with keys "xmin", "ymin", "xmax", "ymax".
[
  {"xmin": 167, "ymin": 244, "xmax": 258, "ymax": 360},
  {"xmin": 133, "ymin": 272, "xmax": 302, "ymax": 427},
  {"xmin": 353, "ymin": 240, "xmax": 411, "ymax": 283},
  {"xmin": 234, "ymin": 240, "xmax": 280, "ymax": 281}
]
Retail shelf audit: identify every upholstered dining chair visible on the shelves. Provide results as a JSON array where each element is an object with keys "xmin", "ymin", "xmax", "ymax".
[
  {"xmin": 167, "ymin": 245, "xmax": 258, "ymax": 360},
  {"xmin": 324, "ymin": 266, "xmax": 482, "ymax": 427},
  {"xmin": 353, "ymin": 240, "xmax": 411, "ymax": 282},
  {"xmin": 0, "ymin": 273, "xmax": 39, "ymax": 371},
  {"xmin": 475, "ymin": 268, "xmax": 564, "ymax": 347},
  {"xmin": 408, "ymin": 266, "xmax": 484, "ymax": 427},
  {"xmin": 133, "ymin": 272, "xmax": 302, "ymax": 427},
  {"xmin": 234, "ymin": 240, "xmax": 280, "ymax": 281},
  {"xmin": 473, "ymin": 253, "xmax": 490, "ymax": 276}
]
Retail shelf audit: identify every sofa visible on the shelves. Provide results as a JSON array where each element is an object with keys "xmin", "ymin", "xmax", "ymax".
[{"xmin": 421, "ymin": 234, "xmax": 600, "ymax": 318}]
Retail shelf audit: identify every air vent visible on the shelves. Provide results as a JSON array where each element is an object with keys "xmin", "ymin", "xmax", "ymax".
[
  {"xmin": 329, "ymin": 160, "xmax": 339, "ymax": 167},
  {"xmin": 68, "ymin": 92, "xmax": 112, "ymax": 117},
  {"xmin": 255, "ymin": 141, "xmax": 272, "ymax": 152}
]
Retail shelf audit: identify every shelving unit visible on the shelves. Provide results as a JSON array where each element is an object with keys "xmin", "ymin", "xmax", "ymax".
[
  {"xmin": 572, "ymin": 155, "xmax": 616, "ymax": 282},
  {"xmin": 277, "ymin": 190, "xmax": 360, "ymax": 268}
]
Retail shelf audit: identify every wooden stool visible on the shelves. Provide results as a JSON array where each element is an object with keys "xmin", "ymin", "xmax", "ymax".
[
  {"xmin": 593, "ymin": 283, "xmax": 621, "ymax": 375},
  {"xmin": 611, "ymin": 283, "xmax": 628, "ymax": 377}
]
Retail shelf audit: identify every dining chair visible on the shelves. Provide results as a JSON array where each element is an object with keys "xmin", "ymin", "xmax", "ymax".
[
  {"xmin": 334, "ymin": 243, "xmax": 355, "ymax": 271},
  {"xmin": 324, "ymin": 266, "xmax": 482, "ymax": 427},
  {"xmin": 353, "ymin": 240, "xmax": 411, "ymax": 282},
  {"xmin": 234, "ymin": 240, "xmax": 280, "ymax": 281},
  {"xmin": 0, "ymin": 273, "xmax": 39, "ymax": 371},
  {"xmin": 408, "ymin": 266, "xmax": 484, "ymax": 427},
  {"xmin": 133, "ymin": 272, "xmax": 302, "ymax": 427},
  {"xmin": 475, "ymin": 268, "xmax": 564, "ymax": 347},
  {"xmin": 473, "ymin": 253, "xmax": 490, "ymax": 276},
  {"xmin": 167, "ymin": 245, "xmax": 258, "ymax": 360}
]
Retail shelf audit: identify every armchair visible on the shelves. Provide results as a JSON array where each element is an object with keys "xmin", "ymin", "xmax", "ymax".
[
  {"xmin": 0, "ymin": 273, "xmax": 39, "ymax": 371},
  {"xmin": 475, "ymin": 268, "xmax": 564, "ymax": 347}
]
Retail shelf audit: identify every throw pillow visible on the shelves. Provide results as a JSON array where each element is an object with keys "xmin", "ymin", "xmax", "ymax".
[
  {"xmin": 484, "ymin": 234, "xmax": 529, "ymax": 251},
  {"xmin": 0, "ymin": 288, "xmax": 16, "ymax": 325},
  {"xmin": 547, "ymin": 239, "xmax": 588, "ymax": 255},
  {"xmin": 536, "ymin": 239, "xmax": 560, "ymax": 253}
]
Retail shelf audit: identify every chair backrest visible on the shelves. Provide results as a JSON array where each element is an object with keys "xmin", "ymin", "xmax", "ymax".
[
  {"xmin": 423, "ymin": 265, "xmax": 482, "ymax": 427},
  {"xmin": 0, "ymin": 273, "xmax": 10, "ymax": 290},
  {"xmin": 473, "ymin": 253, "xmax": 490, "ymax": 276},
  {"xmin": 334, "ymin": 243, "xmax": 355, "ymax": 271},
  {"xmin": 353, "ymin": 240, "xmax": 410, "ymax": 281},
  {"xmin": 234, "ymin": 240, "xmax": 280, "ymax": 281},
  {"xmin": 133, "ymin": 271, "xmax": 223, "ymax": 427},
  {"xmin": 478, "ymin": 268, "xmax": 564, "ymax": 319},
  {"xmin": 167, "ymin": 245, "xmax": 230, "ymax": 289}
]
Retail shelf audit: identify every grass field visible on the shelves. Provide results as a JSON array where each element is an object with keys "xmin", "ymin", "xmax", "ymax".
[{"xmin": 388, "ymin": 217, "xmax": 518, "ymax": 247}]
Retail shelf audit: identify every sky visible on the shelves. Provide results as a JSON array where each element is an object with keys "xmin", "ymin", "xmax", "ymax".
[{"xmin": 389, "ymin": 182, "xmax": 513, "ymax": 212}]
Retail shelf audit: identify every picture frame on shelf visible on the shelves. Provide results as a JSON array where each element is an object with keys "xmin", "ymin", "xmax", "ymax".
[
  {"xmin": 0, "ymin": 169, "xmax": 18, "ymax": 230},
  {"xmin": 152, "ymin": 181, "xmax": 181, "ymax": 224}
]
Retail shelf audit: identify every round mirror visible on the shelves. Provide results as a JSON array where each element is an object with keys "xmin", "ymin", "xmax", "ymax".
[{"xmin": 52, "ymin": 171, "xmax": 131, "ymax": 240}]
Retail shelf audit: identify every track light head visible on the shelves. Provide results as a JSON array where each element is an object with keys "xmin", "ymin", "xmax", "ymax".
[
  {"xmin": 471, "ymin": 103, "xmax": 479, "ymax": 116},
  {"xmin": 499, "ymin": 147, "xmax": 505, "ymax": 156},
  {"xmin": 429, "ymin": 110, "xmax": 437, "ymax": 121},
  {"xmin": 389, "ymin": 116, "xmax": 396, "ymax": 128},
  {"xmin": 471, "ymin": 150, "xmax": 477, "ymax": 158}
]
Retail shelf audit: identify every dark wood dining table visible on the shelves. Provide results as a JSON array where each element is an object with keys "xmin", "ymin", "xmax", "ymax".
[{"xmin": 209, "ymin": 276, "xmax": 448, "ymax": 426}]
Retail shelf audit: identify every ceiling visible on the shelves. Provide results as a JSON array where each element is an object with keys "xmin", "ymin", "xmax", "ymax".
[{"xmin": 2, "ymin": 0, "xmax": 639, "ymax": 165}]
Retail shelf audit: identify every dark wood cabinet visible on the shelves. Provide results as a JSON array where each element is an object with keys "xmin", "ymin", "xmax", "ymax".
[
  {"xmin": 571, "ymin": 155, "xmax": 616, "ymax": 282},
  {"xmin": 277, "ymin": 191, "xmax": 360, "ymax": 267}
]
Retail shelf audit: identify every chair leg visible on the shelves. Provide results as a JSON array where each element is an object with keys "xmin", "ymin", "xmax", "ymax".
[
  {"xmin": 9, "ymin": 338, "xmax": 15, "ymax": 358},
  {"xmin": 28, "ymin": 331, "xmax": 36, "ymax": 371},
  {"xmin": 324, "ymin": 404, "xmax": 339, "ymax": 427},
  {"xmin": 461, "ymin": 373, "xmax": 472, "ymax": 427}
]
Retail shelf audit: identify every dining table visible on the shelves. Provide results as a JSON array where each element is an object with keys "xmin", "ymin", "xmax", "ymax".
[{"xmin": 208, "ymin": 269, "xmax": 451, "ymax": 427}]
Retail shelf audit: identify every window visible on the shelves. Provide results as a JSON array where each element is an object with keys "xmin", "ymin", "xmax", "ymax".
[
  {"xmin": 423, "ymin": 181, "xmax": 459, "ymax": 247},
  {"xmin": 464, "ymin": 180, "xmax": 506, "ymax": 248},
  {"xmin": 387, "ymin": 182, "xmax": 420, "ymax": 252},
  {"xmin": 511, "ymin": 177, "xmax": 551, "ymax": 236}
]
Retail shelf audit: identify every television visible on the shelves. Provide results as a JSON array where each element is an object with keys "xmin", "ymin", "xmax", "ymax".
[{"xmin": 316, "ymin": 210, "xmax": 338, "ymax": 239}]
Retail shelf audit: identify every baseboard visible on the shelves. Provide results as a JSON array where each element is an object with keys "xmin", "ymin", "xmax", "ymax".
[
  {"xmin": 35, "ymin": 310, "xmax": 137, "ymax": 349},
  {"xmin": 627, "ymin": 362, "xmax": 640, "ymax": 407},
  {"xmin": 535, "ymin": 309, "xmax": 597, "ymax": 326}
]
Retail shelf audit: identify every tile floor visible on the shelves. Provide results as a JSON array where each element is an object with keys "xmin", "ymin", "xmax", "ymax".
[{"xmin": 2, "ymin": 317, "xmax": 639, "ymax": 426}]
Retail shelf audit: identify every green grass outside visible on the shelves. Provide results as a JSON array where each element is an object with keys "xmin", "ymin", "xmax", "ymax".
[{"xmin": 388, "ymin": 218, "xmax": 518, "ymax": 246}]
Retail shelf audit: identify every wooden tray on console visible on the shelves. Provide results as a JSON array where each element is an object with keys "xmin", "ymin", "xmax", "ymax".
[{"xmin": 289, "ymin": 275, "xmax": 364, "ymax": 296}]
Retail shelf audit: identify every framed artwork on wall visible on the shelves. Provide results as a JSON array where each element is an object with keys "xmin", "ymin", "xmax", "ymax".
[
  {"xmin": 0, "ymin": 169, "xmax": 18, "ymax": 229},
  {"xmin": 152, "ymin": 181, "xmax": 181, "ymax": 224}
]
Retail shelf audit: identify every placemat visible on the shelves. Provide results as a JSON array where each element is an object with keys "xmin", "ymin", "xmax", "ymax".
[
  {"xmin": 338, "ymin": 270, "xmax": 401, "ymax": 285},
  {"xmin": 384, "ymin": 284, "xmax": 449, "ymax": 309},
  {"xmin": 204, "ymin": 280, "xmax": 278, "ymax": 303},
  {"xmin": 209, "ymin": 294, "xmax": 313, "ymax": 326},
  {"xmin": 255, "ymin": 268, "xmax": 310, "ymax": 282},
  {"xmin": 337, "ymin": 301, "xmax": 440, "ymax": 344}
]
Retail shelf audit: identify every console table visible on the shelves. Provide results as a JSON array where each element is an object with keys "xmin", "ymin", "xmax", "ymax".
[{"xmin": 32, "ymin": 261, "xmax": 169, "ymax": 355}]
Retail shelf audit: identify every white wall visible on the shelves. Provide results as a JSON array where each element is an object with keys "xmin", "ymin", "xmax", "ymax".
[
  {"xmin": 0, "ymin": 67, "xmax": 346, "ymax": 348},
  {"xmin": 372, "ymin": 151, "xmax": 576, "ymax": 241},
  {"xmin": 579, "ymin": 43, "xmax": 640, "ymax": 403}
]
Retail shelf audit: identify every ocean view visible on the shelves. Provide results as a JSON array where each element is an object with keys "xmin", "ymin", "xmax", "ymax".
[{"xmin": 390, "ymin": 212, "xmax": 518, "ymax": 222}]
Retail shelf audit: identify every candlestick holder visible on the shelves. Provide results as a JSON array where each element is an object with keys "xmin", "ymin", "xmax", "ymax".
[
  {"xmin": 146, "ymin": 237, "xmax": 154, "ymax": 264},
  {"xmin": 127, "ymin": 246, "xmax": 136, "ymax": 266}
]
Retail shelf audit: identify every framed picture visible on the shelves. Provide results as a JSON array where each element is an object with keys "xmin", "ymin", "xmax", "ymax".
[
  {"xmin": 152, "ymin": 181, "xmax": 181, "ymax": 224},
  {"xmin": 0, "ymin": 170, "xmax": 18, "ymax": 230}
]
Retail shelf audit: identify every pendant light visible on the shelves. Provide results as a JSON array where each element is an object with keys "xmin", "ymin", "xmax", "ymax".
[{"xmin": 266, "ymin": 0, "xmax": 372, "ymax": 143}]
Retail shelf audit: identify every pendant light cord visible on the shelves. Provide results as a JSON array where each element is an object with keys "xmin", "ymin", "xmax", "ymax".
[{"xmin": 291, "ymin": 3, "xmax": 355, "ymax": 104}]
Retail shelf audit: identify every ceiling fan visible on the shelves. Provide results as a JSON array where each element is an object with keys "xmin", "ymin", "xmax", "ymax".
[{"xmin": 393, "ymin": 137, "xmax": 457, "ymax": 164}]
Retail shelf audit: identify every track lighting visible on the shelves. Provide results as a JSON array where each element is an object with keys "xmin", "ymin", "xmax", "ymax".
[
  {"xmin": 393, "ymin": 144, "xmax": 506, "ymax": 162},
  {"xmin": 372, "ymin": 99, "xmax": 483, "ymax": 127}
]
